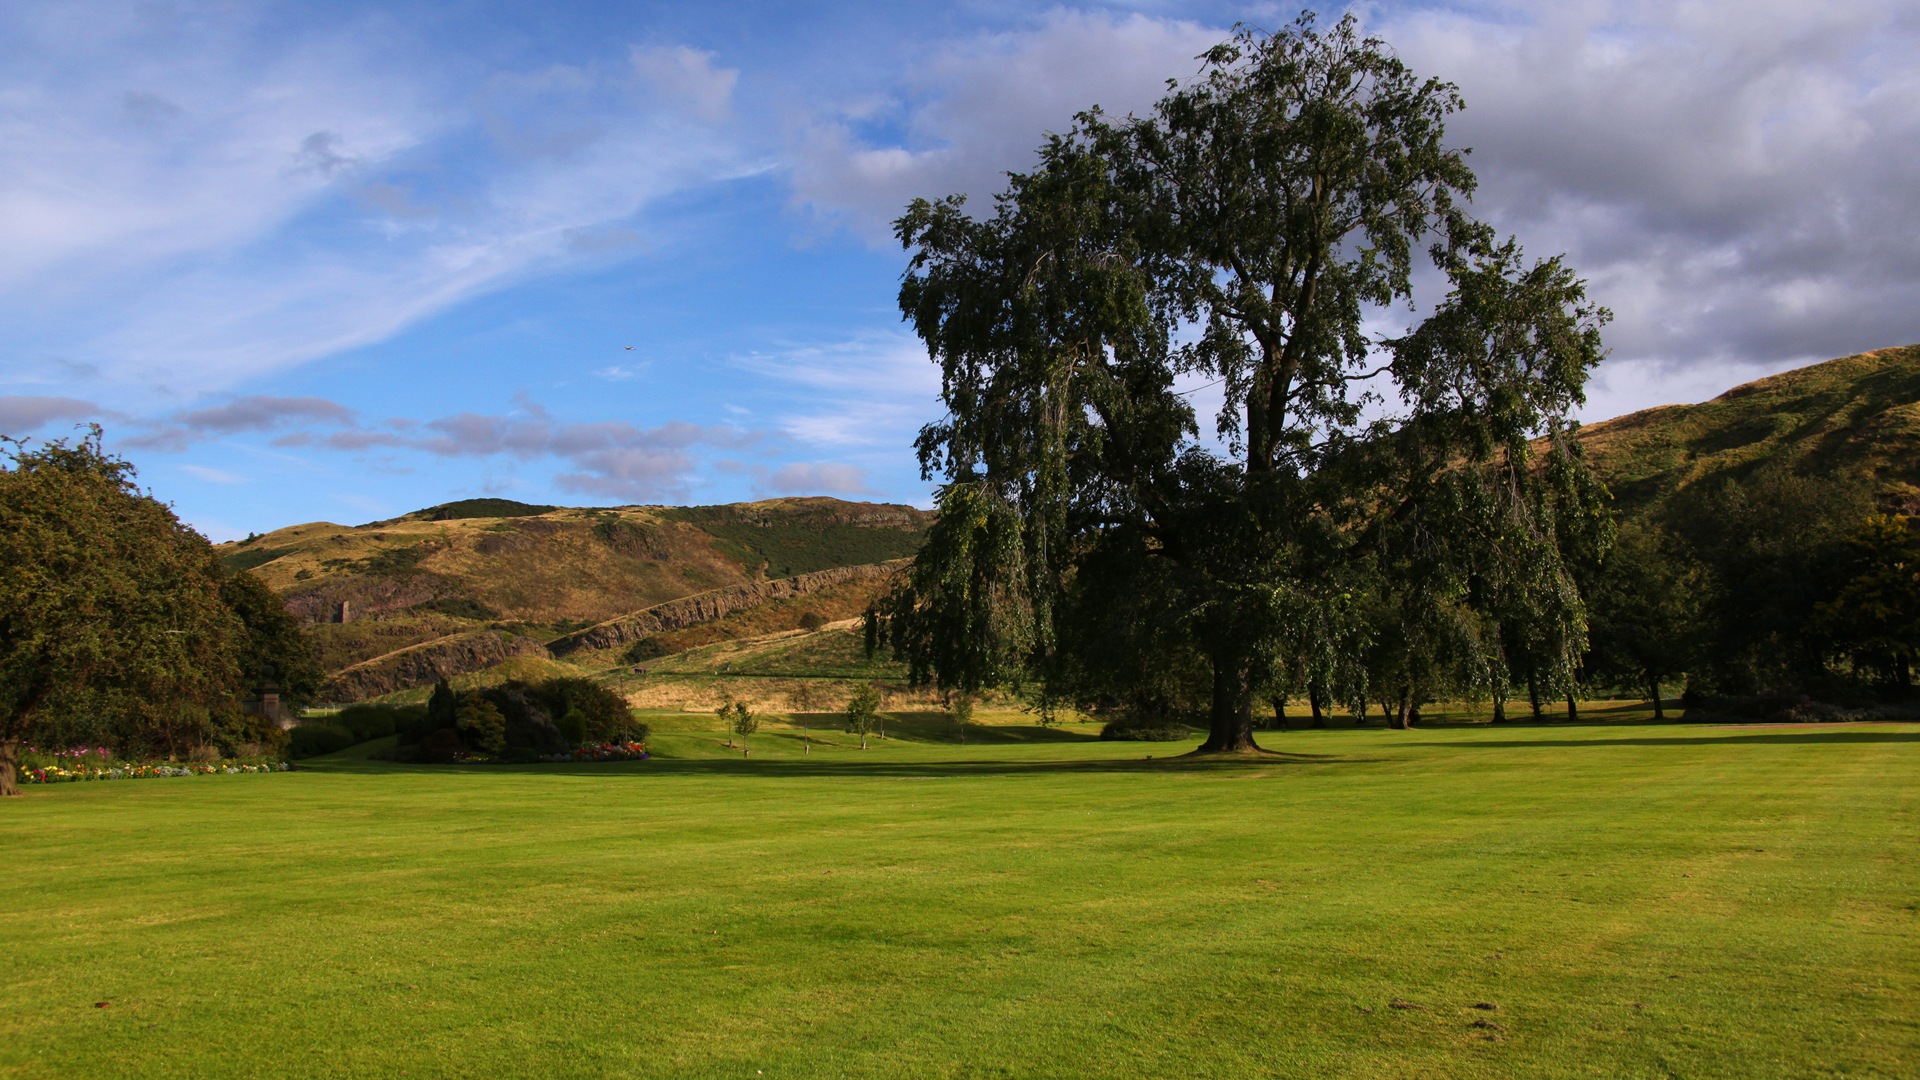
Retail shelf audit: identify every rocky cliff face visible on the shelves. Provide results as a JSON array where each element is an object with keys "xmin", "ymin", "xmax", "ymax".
[
  {"xmin": 548, "ymin": 560, "xmax": 906, "ymax": 656},
  {"xmin": 320, "ymin": 630, "xmax": 554, "ymax": 702}
]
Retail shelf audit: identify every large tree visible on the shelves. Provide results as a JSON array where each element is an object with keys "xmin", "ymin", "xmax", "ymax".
[
  {"xmin": 887, "ymin": 13, "xmax": 1608, "ymax": 751},
  {"xmin": 0, "ymin": 431, "xmax": 247, "ymax": 794}
]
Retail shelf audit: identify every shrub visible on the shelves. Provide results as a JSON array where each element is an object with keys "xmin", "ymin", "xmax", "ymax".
[
  {"xmin": 478, "ymin": 684, "xmax": 567, "ymax": 754},
  {"xmin": 556, "ymin": 707, "xmax": 587, "ymax": 746},
  {"xmin": 289, "ymin": 721, "xmax": 357, "ymax": 758},
  {"xmin": 529, "ymin": 677, "xmax": 639, "ymax": 742},
  {"xmin": 622, "ymin": 637, "xmax": 671, "ymax": 663},
  {"xmin": 457, "ymin": 699, "xmax": 507, "ymax": 754},
  {"xmin": 798, "ymin": 611, "xmax": 828, "ymax": 632},
  {"xmin": 334, "ymin": 703, "xmax": 424, "ymax": 742}
]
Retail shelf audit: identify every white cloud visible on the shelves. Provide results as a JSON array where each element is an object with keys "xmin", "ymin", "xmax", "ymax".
[
  {"xmin": 1374, "ymin": 0, "xmax": 1920, "ymax": 412},
  {"xmin": 0, "ymin": 3, "xmax": 752, "ymax": 399},
  {"xmin": 788, "ymin": 10, "xmax": 1221, "ymax": 239},
  {"xmin": 733, "ymin": 332, "xmax": 941, "ymax": 450},
  {"xmin": 758, "ymin": 461, "xmax": 874, "ymax": 497}
]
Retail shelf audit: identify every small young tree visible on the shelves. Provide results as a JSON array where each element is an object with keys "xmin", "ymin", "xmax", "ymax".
[
  {"xmin": 727, "ymin": 699, "xmax": 758, "ymax": 750},
  {"xmin": 946, "ymin": 691, "xmax": 975, "ymax": 743},
  {"xmin": 844, "ymin": 683, "xmax": 881, "ymax": 749}
]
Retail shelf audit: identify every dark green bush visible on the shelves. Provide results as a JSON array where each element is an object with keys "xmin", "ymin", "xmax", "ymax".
[
  {"xmin": 334, "ymin": 703, "xmax": 425, "ymax": 742},
  {"xmin": 529, "ymin": 677, "xmax": 639, "ymax": 743},
  {"xmin": 289, "ymin": 721, "xmax": 357, "ymax": 758},
  {"xmin": 798, "ymin": 611, "xmax": 828, "ymax": 632},
  {"xmin": 622, "ymin": 637, "xmax": 671, "ymax": 663},
  {"xmin": 477, "ymin": 684, "xmax": 567, "ymax": 754},
  {"xmin": 556, "ymin": 708, "xmax": 587, "ymax": 746}
]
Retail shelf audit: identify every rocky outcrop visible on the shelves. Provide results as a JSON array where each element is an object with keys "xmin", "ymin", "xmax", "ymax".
[
  {"xmin": 320, "ymin": 629, "xmax": 553, "ymax": 702},
  {"xmin": 548, "ymin": 560, "xmax": 907, "ymax": 656}
]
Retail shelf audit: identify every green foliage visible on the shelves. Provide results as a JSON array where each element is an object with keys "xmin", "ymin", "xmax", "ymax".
[
  {"xmin": 889, "ymin": 14, "xmax": 1605, "ymax": 751},
  {"xmin": 843, "ymin": 683, "xmax": 881, "ymax": 747},
  {"xmin": 716, "ymin": 694, "xmax": 757, "ymax": 744},
  {"xmin": 219, "ymin": 569, "xmax": 323, "ymax": 706},
  {"xmin": 419, "ymin": 498, "xmax": 558, "ymax": 520},
  {"xmin": 622, "ymin": 637, "xmax": 672, "ymax": 663},
  {"xmin": 556, "ymin": 708, "xmax": 587, "ymax": 745},
  {"xmin": 1585, "ymin": 523, "xmax": 1705, "ymax": 717},
  {"xmin": 528, "ymin": 677, "xmax": 637, "ymax": 743},
  {"xmin": 1, "ymin": 429, "xmax": 248, "ymax": 792},
  {"xmin": 333, "ymin": 703, "xmax": 424, "ymax": 743},
  {"xmin": 1667, "ymin": 470, "xmax": 1873, "ymax": 694},
  {"xmin": 427, "ymin": 679, "xmax": 457, "ymax": 733},
  {"xmin": 457, "ymin": 699, "xmax": 507, "ymax": 755},
  {"xmin": 287, "ymin": 721, "xmax": 356, "ymax": 758},
  {"xmin": 798, "ymin": 611, "xmax": 827, "ymax": 633},
  {"xmin": 945, "ymin": 692, "xmax": 974, "ymax": 742},
  {"xmin": 1815, "ymin": 514, "xmax": 1920, "ymax": 687}
]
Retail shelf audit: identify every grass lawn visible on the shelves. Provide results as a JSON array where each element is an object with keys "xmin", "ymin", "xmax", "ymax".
[{"xmin": 3, "ymin": 715, "xmax": 1915, "ymax": 1078}]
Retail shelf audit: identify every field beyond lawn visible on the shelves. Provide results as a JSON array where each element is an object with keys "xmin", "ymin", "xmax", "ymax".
[{"xmin": 3, "ymin": 717, "xmax": 1916, "ymax": 1078}]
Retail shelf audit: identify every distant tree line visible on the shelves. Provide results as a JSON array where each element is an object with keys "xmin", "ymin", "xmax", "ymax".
[{"xmin": 1585, "ymin": 471, "xmax": 1917, "ymax": 714}]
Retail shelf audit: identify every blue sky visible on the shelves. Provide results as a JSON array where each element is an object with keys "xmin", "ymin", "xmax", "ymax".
[{"xmin": 3, "ymin": 0, "xmax": 1916, "ymax": 540}]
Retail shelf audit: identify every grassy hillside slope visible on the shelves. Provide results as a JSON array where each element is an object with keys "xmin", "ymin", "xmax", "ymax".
[
  {"xmin": 1577, "ymin": 344, "xmax": 1920, "ymax": 510},
  {"xmin": 216, "ymin": 497, "xmax": 928, "ymax": 687}
]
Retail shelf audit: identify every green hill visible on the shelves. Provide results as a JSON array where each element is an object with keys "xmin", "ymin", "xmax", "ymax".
[
  {"xmin": 216, "ymin": 497, "xmax": 928, "ymax": 696},
  {"xmin": 1576, "ymin": 344, "xmax": 1920, "ymax": 511}
]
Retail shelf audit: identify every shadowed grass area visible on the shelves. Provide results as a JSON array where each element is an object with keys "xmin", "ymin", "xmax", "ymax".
[{"xmin": 3, "ymin": 719, "xmax": 1915, "ymax": 1078}]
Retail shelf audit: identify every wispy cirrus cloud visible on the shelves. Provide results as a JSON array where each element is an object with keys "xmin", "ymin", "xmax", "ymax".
[{"xmin": 0, "ymin": 4, "xmax": 757, "ymax": 398}]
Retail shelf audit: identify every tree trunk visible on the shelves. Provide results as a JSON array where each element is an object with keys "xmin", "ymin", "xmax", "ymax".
[
  {"xmin": 1565, "ymin": 694, "xmax": 1579, "ymax": 723},
  {"xmin": 1272, "ymin": 696, "xmax": 1287, "ymax": 732},
  {"xmin": 1198, "ymin": 654, "xmax": 1261, "ymax": 752},
  {"xmin": 1528, "ymin": 680, "xmax": 1543, "ymax": 721},
  {"xmin": 1387, "ymin": 686, "xmax": 1411, "ymax": 730},
  {"xmin": 1647, "ymin": 674, "xmax": 1665, "ymax": 721},
  {"xmin": 1309, "ymin": 683, "xmax": 1326, "ymax": 728},
  {"xmin": 0, "ymin": 739, "xmax": 19, "ymax": 797},
  {"xmin": 1492, "ymin": 697, "xmax": 1507, "ymax": 724},
  {"xmin": 1408, "ymin": 697, "xmax": 1423, "ymax": 727}
]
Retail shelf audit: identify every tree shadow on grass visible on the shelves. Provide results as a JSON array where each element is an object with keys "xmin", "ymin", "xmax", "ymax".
[
  {"xmin": 302, "ymin": 746, "xmax": 1364, "ymax": 780},
  {"xmin": 1409, "ymin": 729, "xmax": 1919, "ymax": 750}
]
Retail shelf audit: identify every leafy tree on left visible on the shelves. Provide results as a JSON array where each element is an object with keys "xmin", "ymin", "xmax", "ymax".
[{"xmin": 0, "ymin": 430, "xmax": 277, "ymax": 795}]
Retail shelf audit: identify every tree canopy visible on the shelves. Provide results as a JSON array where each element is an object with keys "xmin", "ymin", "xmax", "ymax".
[
  {"xmin": 884, "ymin": 13, "xmax": 1610, "ymax": 751},
  {"xmin": 0, "ymin": 430, "xmax": 307, "ymax": 794}
]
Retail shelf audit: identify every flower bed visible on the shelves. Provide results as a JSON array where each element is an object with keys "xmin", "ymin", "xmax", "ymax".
[
  {"xmin": 18, "ymin": 747, "xmax": 292, "ymax": 785},
  {"xmin": 536, "ymin": 741, "xmax": 650, "ymax": 764}
]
